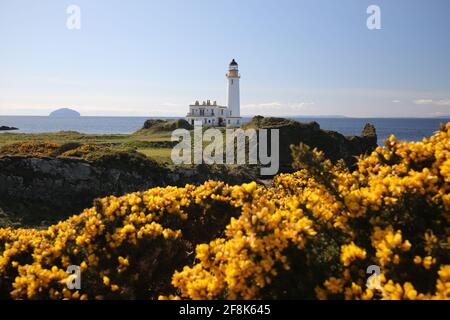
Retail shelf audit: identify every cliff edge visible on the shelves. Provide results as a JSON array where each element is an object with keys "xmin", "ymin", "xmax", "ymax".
[{"xmin": 243, "ymin": 116, "xmax": 377, "ymax": 170}]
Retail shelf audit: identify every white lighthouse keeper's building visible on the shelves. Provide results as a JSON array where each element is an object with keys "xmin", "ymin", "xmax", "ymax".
[{"xmin": 186, "ymin": 59, "xmax": 242, "ymax": 127}]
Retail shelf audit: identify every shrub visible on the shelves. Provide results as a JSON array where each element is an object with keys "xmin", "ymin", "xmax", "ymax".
[
  {"xmin": 0, "ymin": 182, "xmax": 244, "ymax": 299},
  {"xmin": 169, "ymin": 123, "xmax": 449, "ymax": 300},
  {"xmin": 0, "ymin": 142, "xmax": 61, "ymax": 157},
  {"xmin": 0, "ymin": 123, "xmax": 448, "ymax": 300}
]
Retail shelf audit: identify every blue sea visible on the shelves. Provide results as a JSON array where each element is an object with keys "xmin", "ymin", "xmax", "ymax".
[{"xmin": 1, "ymin": 116, "xmax": 449, "ymax": 146}]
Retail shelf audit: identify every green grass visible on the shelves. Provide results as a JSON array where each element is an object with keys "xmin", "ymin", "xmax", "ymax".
[
  {"xmin": 0, "ymin": 132, "xmax": 172, "ymax": 144},
  {"xmin": 0, "ymin": 131, "xmax": 175, "ymax": 163},
  {"xmin": 0, "ymin": 128, "xmax": 256, "ymax": 165},
  {"xmin": 0, "ymin": 131, "xmax": 173, "ymax": 145},
  {"xmin": 137, "ymin": 147, "xmax": 173, "ymax": 164}
]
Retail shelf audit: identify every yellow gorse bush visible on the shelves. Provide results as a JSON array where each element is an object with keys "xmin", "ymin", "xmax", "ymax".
[
  {"xmin": 0, "ymin": 183, "xmax": 246, "ymax": 299},
  {"xmin": 0, "ymin": 123, "xmax": 449, "ymax": 300},
  {"xmin": 170, "ymin": 123, "xmax": 449, "ymax": 300}
]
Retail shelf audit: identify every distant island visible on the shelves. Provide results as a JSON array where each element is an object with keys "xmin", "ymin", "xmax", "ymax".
[{"xmin": 49, "ymin": 108, "xmax": 81, "ymax": 118}]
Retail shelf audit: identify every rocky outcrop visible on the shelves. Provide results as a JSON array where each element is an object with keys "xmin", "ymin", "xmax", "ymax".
[
  {"xmin": 0, "ymin": 126, "xmax": 18, "ymax": 131},
  {"xmin": 0, "ymin": 155, "xmax": 170, "ymax": 225},
  {"xmin": 361, "ymin": 123, "xmax": 377, "ymax": 146},
  {"xmin": 136, "ymin": 119, "xmax": 193, "ymax": 134},
  {"xmin": 243, "ymin": 116, "xmax": 377, "ymax": 171}
]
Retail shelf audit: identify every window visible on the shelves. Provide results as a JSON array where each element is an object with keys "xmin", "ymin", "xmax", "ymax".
[
  {"xmin": 208, "ymin": 120, "xmax": 211, "ymax": 123},
  {"xmin": 191, "ymin": 120, "xmax": 194, "ymax": 125},
  {"xmin": 228, "ymin": 120, "xmax": 230, "ymax": 124}
]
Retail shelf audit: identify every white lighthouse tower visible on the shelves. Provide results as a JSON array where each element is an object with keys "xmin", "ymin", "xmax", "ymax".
[{"xmin": 226, "ymin": 59, "xmax": 241, "ymax": 127}]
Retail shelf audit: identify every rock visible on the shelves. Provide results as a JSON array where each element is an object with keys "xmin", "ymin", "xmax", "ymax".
[
  {"xmin": 362, "ymin": 123, "xmax": 376, "ymax": 137},
  {"xmin": 361, "ymin": 123, "xmax": 377, "ymax": 146},
  {"xmin": 137, "ymin": 119, "xmax": 193, "ymax": 133},
  {"xmin": 243, "ymin": 116, "xmax": 377, "ymax": 170},
  {"xmin": 49, "ymin": 108, "xmax": 81, "ymax": 117},
  {"xmin": 172, "ymin": 164, "xmax": 260, "ymax": 186},
  {"xmin": 0, "ymin": 154, "xmax": 169, "ymax": 225},
  {"xmin": 0, "ymin": 126, "xmax": 18, "ymax": 131}
]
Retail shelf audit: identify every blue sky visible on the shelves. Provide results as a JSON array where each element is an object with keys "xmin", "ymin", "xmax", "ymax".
[{"xmin": 0, "ymin": 0, "xmax": 449, "ymax": 117}]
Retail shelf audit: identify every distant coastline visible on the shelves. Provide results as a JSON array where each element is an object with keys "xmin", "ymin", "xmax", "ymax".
[{"xmin": 1, "ymin": 114, "xmax": 449, "ymax": 119}]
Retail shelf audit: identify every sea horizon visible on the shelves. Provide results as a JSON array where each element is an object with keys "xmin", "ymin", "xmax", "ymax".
[{"xmin": 1, "ymin": 114, "xmax": 450, "ymax": 119}]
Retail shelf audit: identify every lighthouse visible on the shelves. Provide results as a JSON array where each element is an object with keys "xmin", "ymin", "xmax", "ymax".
[
  {"xmin": 185, "ymin": 60, "xmax": 242, "ymax": 127},
  {"xmin": 226, "ymin": 59, "xmax": 241, "ymax": 127}
]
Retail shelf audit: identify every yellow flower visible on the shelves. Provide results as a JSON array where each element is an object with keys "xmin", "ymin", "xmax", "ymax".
[
  {"xmin": 324, "ymin": 277, "xmax": 344, "ymax": 294},
  {"xmin": 103, "ymin": 276, "xmax": 110, "ymax": 286},
  {"xmin": 111, "ymin": 284, "xmax": 119, "ymax": 292},
  {"xmin": 340, "ymin": 242, "xmax": 366, "ymax": 267},
  {"xmin": 423, "ymin": 256, "xmax": 436, "ymax": 270}
]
